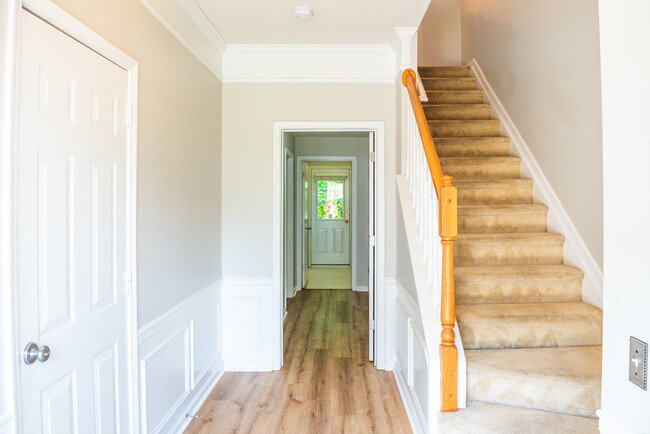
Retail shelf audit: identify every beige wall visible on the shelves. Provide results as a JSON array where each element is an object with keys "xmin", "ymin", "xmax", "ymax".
[
  {"xmin": 600, "ymin": 1, "xmax": 650, "ymax": 431},
  {"xmin": 49, "ymin": 0, "xmax": 223, "ymax": 326},
  {"xmin": 222, "ymin": 83, "xmax": 396, "ymax": 279},
  {"xmin": 460, "ymin": 0, "xmax": 603, "ymax": 268},
  {"xmin": 418, "ymin": 0, "xmax": 462, "ymax": 66}
]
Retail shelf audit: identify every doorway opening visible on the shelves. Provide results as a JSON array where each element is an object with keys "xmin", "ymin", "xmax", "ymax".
[{"xmin": 274, "ymin": 123, "xmax": 385, "ymax": 370}]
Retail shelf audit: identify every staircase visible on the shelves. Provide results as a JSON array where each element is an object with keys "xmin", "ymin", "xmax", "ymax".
[{"xmin": 419, "ymin": 66, "xmax": 602, "ymax": 431}]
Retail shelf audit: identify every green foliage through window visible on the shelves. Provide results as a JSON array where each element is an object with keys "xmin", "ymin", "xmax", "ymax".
[{"xmin": 317, "ymin": 180, "xmax": 343, "ymax": 219}]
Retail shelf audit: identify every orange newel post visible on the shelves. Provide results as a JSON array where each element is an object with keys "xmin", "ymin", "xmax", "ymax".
[{"xmin": 439, "ymin": 175, "xmax": 458, "ymax": 412}]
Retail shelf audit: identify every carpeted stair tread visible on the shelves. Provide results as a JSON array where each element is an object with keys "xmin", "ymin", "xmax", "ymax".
[
  {"xmin": 456, "ymin": 232, "xmax": 564, "ymax": 245},
  {"xmin": 419, "ymin": 66, "xmax": 470, "ymax": 77},
  {"xmin": 434, "ymin": 136, "xmax": 511, "ymax": 157},
  {"xmin": 457, "ymin": 203, "xmax": 548, "ymax": 215},
  {"xmin": 457, "ymin": 203, "xmax": 547, "ymax": 233},
  {"xmin": 423, "ymin": 104, "xmax": 492, "ymax": 120},
  {"xmin": 455, "ymin": 265, "xmax": 583, "ymax": 304},
  {"xmin": 421, "ymin": 77, "xmax": 477, "ymax": 90},
  {"xmin": 455, "ymin": 178, "xmax": 534, "ymax": 205},
  {"xmin": 426, "ymin": 90, "xmax": 484, "ymax": 104},
  {"xmin": 457, "ymin": 302, "xmax": 602, "ymax": 349},
  {"xmin": 455, "ymin": 264, "xmax": 583, "ymax": 281},
  {"xmin": 437, "ymin": 401, "xmax": 599, "ymax": 433},
  {"xmin": 465, "ymin": 346, "xmax": 602, "ymax": 417},
  {"xmin": 442, "ymin": 156, "xmax": 521, "ymax": 180}
]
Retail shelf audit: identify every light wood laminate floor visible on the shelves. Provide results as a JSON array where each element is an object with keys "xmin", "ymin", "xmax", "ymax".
[
  {"xmin": 185, "ymin": 290, "xmax": 412, "ymax": 433},
  {"xmin": 304, "ymin": 266, "xmax": 351, "ymax": 290}
]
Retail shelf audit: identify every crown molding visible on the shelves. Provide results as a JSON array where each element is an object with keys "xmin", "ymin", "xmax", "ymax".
[
  {"xmin": 139, "ymin": 0, "xmax": 226, "ymax": 79},
  {"xmin": 222, "ymin": 44, "xmax": 396, "ymax": 83}
]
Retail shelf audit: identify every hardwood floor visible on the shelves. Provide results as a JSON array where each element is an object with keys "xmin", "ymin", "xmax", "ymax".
[{"xmin": 185, "ymin": 290, "xmax": 412, "ymax": 433}]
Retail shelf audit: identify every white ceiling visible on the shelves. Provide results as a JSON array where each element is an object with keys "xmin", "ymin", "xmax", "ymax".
[{"xmin": 194, "ymin": 0, "xmax": 430, "ymax": 44}]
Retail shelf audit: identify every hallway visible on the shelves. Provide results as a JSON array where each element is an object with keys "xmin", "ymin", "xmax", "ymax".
[{"xmin": 185, "ymin": 290, "xmax": 411, "ymax": 433}]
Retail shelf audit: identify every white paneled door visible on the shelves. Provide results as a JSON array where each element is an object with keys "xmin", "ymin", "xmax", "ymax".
[
  {"xmin": 17, "ymin": 11, "xmax": 131, "ymax": 433},
  {"xmin": 309, "ymin": 166, "xmax": 351, "ymax": 265}
]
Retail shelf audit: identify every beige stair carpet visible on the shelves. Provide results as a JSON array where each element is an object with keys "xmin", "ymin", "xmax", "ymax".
[{"xmin": 417, "ymin": 66, "xmax": 603, "ymax": 428}]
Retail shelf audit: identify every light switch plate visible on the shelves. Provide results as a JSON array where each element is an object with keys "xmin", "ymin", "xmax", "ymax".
[{"xmin": 630, "ymin": 336, "xmax": 648, "ymax": 390}]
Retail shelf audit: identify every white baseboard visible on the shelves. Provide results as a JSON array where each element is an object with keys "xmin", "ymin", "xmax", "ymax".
[
  {"xmin": 467, "ymin": 58, "xmax": 604, "ymax": 309},
  {"xmin": 355, "ymin": 285, "xmax": 369, "ymax": 292},
  {"xmin": 393, "ymin": 360, "xmax": 427, "ymax": 434},
  {"xmin": 222, "ymin": 278, "xmax": 275, "ymax": 371},
  {"xmin": 137, "ymin": 280, "xmax": 223, "ymax": 433},
  {"xmin": 596, "ymin": 409, "xmax": 637, "ymax": 434},
  {"xmin": 167, "ymin": 363, "xmax": 224, "ymax": 434}
]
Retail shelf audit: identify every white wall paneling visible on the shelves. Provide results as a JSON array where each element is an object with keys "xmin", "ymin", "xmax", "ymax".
[
  {"xmin": 137, "ymin": 281, "xmax": 223, "ymax": 433},
  {"xmin": 222, "ymin": 278, "xmax": 274, "ymax": 371},
  {"xmin": 394, "ymin": 280, "xmax": 428, "ymax": 434},
  {"xmin": 468, "ymin": 58, "xmax": 603, "ymax": 308}
]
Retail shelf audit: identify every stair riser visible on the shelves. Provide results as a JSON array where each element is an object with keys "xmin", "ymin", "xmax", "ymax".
[
  {"xmin": 442, "ymin": 163, "xmax": 520, "ymax": 180},
  {"xmin": 427, "ymin": 92, "xmax": 484, "ymax": 104},
  {"xmin": 422, "ymin": 78, "xmax": 477, "ymax": 90},
  {"xmin": 424, "ymin": 106, "xmax": 492, "ymax": 120},
  {"xmin": 458, "ymin": 213, "xmax": 547, "ymax": 233},
  {"xmin": 436, "ymin": 143, "xmax": 510, "ymax": 158},
  {"xmin": 467, "ymin": 376, "xmax": 600, "ymax": 417},
  {"xmin": 456, "ymin": 278, "xmax": 582, "ymax": 304},
  {"xmin": 459, "ymin": 321, "xmax": 602, "ymax": 349},
  {"xmin": 454, "ymin": 243, "xmax": 564, "ymax": 266},
  {"xmin": 457, "ymin": 187, "xmax": 533, "ymax": 206},
  {"xmin": 419, "ymin": 67, "xmax": 470, "ymax": 77},
  {"xmin": 429, "ymin": 122, "xmax": 500, "ymax": 137}
]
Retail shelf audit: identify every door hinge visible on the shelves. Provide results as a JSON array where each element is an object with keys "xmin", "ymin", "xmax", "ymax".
[
  {"xmin": 369, "ymin": 235, "xmax": 375, "ymax": 246},
  {"xmin": 369, "ymin": 151, "xmax": 376, "ymax": 163},
  {"xmin": 369, "ymin": 319, "xmax": 375, "ymax": 331},
  {"xmin": 125, "ymin": 105, "xmax": 133, "ymax": 128},
  {"xmin": 124, "ymin": 271, "xmax": 133, "ymax": 294}
]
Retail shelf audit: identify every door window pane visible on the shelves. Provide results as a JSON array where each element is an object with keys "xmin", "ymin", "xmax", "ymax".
[{"xmin": 317, "ymin": 180, "xmax": 343, "ymax": 220}]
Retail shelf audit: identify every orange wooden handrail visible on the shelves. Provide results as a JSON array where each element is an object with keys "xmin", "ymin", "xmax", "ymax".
[
  {"xmin": 401, "ymin": 69, "xmax": 445, "ymax": 198},
  {"xmin": 402, "ymin": 68, "xmax": 458, "ymax": 412}
]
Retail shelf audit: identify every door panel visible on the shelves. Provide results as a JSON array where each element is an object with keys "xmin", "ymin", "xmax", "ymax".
[
  {"xmin": 310, "ymin": 169, "xmax": 351, "ymax": 265},
  {"xmin": 17, "ymin": 11, "xmax": 130, "ymax": 433}
]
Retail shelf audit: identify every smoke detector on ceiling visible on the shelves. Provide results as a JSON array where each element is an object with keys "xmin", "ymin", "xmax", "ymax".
[{"xmin": 293, "ymin": 7, "xmax": 313, "ymax": 20}]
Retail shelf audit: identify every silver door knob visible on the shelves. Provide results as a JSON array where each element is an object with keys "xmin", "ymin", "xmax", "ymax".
[{"xmin": 23, "ymin": 342, "xmax": 51, "ymax": 365}]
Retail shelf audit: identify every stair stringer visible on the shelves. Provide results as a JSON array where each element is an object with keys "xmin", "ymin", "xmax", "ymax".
[
  {"xmin": 395, "ymin": 175, "xmax": 467, "ymax": 434},
  {"xmin": 466, "ymin": 58, "xmax": 603, "ymax": 309}
]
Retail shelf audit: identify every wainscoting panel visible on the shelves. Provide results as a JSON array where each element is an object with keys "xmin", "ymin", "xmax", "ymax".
[
  {"xmin": 222, "ymin": 278, "xmax": 274, "ymax": 371},
  {"xmin": 393, "ymin": 280, "xmax": 429, "ymax": 434},
  {"xmin": 137, "ymin": 281, "xmax": 223, "ymax": 433}
]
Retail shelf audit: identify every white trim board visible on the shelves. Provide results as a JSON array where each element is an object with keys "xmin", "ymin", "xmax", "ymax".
[
  {"xmin": 223, "ymin": 44, "xmax": 395, "ymax": 83},
  {"xmin": 295, "ymin": 156, "xmax": 359, "ymax": 291},
  {"xmin": 273, "ymin": 121, "xmax": 387, "ymax": 370},
  {"xmin": 467, "ymin": 58, "xmax": 604, "ymax": 309},
  {"xmin": 7, "ymin": 2, "xmax": 140, "ymax": 432},
  {"xmin": 138, "ymin": 0, "xmax": 225, "ymax": 79},
  {"xmin": 596, "ymin": 409, "xmax": 637, "ymax": 434}
]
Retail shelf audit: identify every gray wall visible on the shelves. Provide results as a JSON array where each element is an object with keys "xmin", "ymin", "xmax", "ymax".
[
  {"xmin": 50, "ymin": 0, "xmax": 223, "ymax": 326},
  {"xmin": 460, "ymin": 0, "xmax": 603, "ymax": 268},
  {"xmin": 295, "ymin": 135, "xmax": 370, "ymax": 288}
]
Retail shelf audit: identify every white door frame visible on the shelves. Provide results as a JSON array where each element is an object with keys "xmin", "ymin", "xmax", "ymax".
[
  {"xmin": 297, "ymin": 157, "xmax": 358, "ymax": 289},
  {"xmin": 283, "ymin": 147, "xmax": 295, "ymax": 316},
  {"xmin": 2, "ymin": 1, "xmax": 140, "ymax": 432},
  {"xmin": 272, "ymin": 121, "xmax": 385, "ymax": 370}
]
